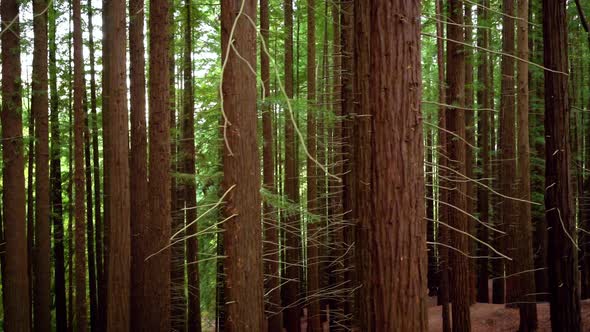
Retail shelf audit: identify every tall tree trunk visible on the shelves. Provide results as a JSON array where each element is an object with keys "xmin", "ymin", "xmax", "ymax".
[
  {"xmin": 500, "ymin": 0, "xmax": 518, "ymax": 306},
  {"xmin": 1, "ymin": 0, "xmax": 32, "ymax": 329},
  {"xmin": 306, "ymin": 0, "xmax": 321, "ymax": 330},
  {"xmin": 220, "ymin": 0, "xmax": 265, "ymax": 330},
  {"xmin": 129, "ymin": 0, "xmax": 149, "ymax": 326},
  {"xmin": 86, "ymin": 1, "xmax": 103, "ymax": 326},
  {"xmin": 355, "ymin": 0, "xmax": 427, "ymax": 330},
  {"xmin": 145, "ymin": 0, "xmax": 172, "ymax": 330},
  {"xmin": 170, "ymin": 5, "xmax": 186, "ymax": 330},
  {"xmin": 49, "ymin": 1, "xmax": 68, "ymax": 328},
  {"xmin": 105, "ymin": 0, "xmax": 131, "ymax": 329},
  {"xmin": 328, "ymin": 1, "xmax": 345, "ymax": 327},
  {"xmin": 261, "ymin": 0, "xmax": 281, "ymax": 329},
  {"xmin": 436, "ymin": 0, "xmax": 451, "ymax": 330},
  {"xmin": 476, "ymin": 0, "xmax": 491, "ymax": 304},
  {"xmin": 27, "ymin": 89, "xmax": 35, "ymax": 332},
  {"xmin": 283, "ymin": 0, "xmax": 302, "ymax": 329},
  {"xmin": 543, "ymin": 0, "xmax": 582, "ymax": 330},
  {"xmin": 515, "ymin": 0, "xmax": 538, "ymax": 329},
  {"xmin": 464, "ymin": 1, "xmax": 477, "ymax": 305},
  {"xmin": 83, "ymin": 88, "xmax": 98, "ymax": 332},
  {"xmin": 99, "ymin": 1, "xmax": 111, "ymax": 328},
  {"xmin": 446, "ymin": 0, "xmax": 471, "ymax": 330},
  {"xmin": 353, "ymin": 0, "xmax": 373, "ymax": 328},
  {"xmin": 339, "ymin": 0, "xmax": 355, "ymax": 325},
  {"xmin": 73, "ymin": 0, "xmax": 88, "ymax": 329},
  {"xmin": 182, "ymin": 1, "xmax": 202, "ymax": 331},
  {"xmin": 529, "ymin": 1, "xmax": 548, "ymax": 302},
  {"xmin": 32, "ymin": 0, "xmax": 51, "ymax": 329}
]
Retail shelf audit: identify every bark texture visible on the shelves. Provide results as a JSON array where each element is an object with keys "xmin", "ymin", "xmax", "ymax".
[
  {"xmin": 543, "ymin": 0, "xmax": 582, "ymax": 330},
  {"xmin": 1, "ymin": 0, "xmax": 31, "ymax": 329},
  {"xmin": 32, "ymin": 0, "xmax": 51, "ymax": 329},
  {"xmin": 446, "ymin": 0, "xmax": 471, "ymax": 330},
  {"xmin": 220, "ymin": 0, "xmax": 265, "ymax": 330},
  {"xmin": 356, "ymin": 0, "xmax": 428, "ymax": 330}
]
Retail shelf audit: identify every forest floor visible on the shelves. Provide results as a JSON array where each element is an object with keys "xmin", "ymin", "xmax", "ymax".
[{"xmin": 428, "ymin": 297, "xmax": 590, "ymax": 331}]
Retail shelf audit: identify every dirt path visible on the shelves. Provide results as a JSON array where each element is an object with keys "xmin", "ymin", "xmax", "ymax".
[{"xmin": 428, "ymin": 299, "xmax": 590, "ymax": 331}]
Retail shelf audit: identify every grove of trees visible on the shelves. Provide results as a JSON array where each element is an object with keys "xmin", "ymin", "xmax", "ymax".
[{"xmin": 0, "ymin": 0, "xmax": 589, "ymax": 331}]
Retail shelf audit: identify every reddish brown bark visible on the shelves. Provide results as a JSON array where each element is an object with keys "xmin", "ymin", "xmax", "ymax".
[
  {"xmin": 543, "ymin": 0, "xmax": 582, "ymax": 330},
  {"xmin": 339, "ymin": 0, "xmax": 354, "ymax": 325},
  {"xmin": 99, "ymin": 2, "xmax": 110, "ymax": 328},
  {"xmin": 220, "ymin": 0, "xmax": 265, "ymax": 330},
  {"xmin": 32, "ymin": 0, "xmax": 51, "ymax": 329},
  {"xmin": 476, "ymin": 0, "xmax": 490, "ymax": 304},
  {"xmin": 446, "ymin": 0, "xmax": 471, "ymax": 330},
  {"xmin": 49, "ymin": 2, "xmax": 67, "ymax": 328},
  {"xmin": 499, "ymin": 0, "xmax": 517, "ymax": 306},
  {"xmin": 464, "ymin": 2, "xmax": 477, "ymax": 305},
  {"xmin": 514, "ymin": 0, "xmax": 538, "ymax": 329},
  {"xmin": 105, "ymin": 0, "xmax": 131, "ymax": 329},
  {"xmin": 306, "ymin": 0, "xmax": 321, "ymax": 330},
  {"xmin": 73, "ymin": 0, "xmax": 88, "ymax": 330},
  {"xmin": 355, "ymin": 0, "xmax": 427, "ymax": 330},
  {"xmin": 144, "ymin": 0, "xmax": 172, "ymax": 330},
  {"xmin": 129, "ymin": 0, "xmax": 150, "ymax": 327},
  {"xmin": 1, "ymin": 0, "xmax": 31, "ymax": 329}
]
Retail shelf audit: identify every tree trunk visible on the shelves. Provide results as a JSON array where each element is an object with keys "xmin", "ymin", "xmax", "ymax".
[
  {"xmin": 464, "ymin": 2, "xmax": 477, "ymax": 305},
  {"xmin": 499, "ymin": 0, "xmax": 518, "ymax": 306},
  {"xmin": 261, "ymin": 0, "xmax": 281, "ymax": 329},
  {"xmin": 515, "ymin": 0, "xmax": 538, "ymax": 329},
  {"xmin": 306, "ymin": 0, "xmax": 321, "ymax": 330},
  {"xmin": 144, "ymin": 0, "xmax": 172, "ymax": 330},
  {"xmin": 83, "ymin": 88, "xmax": 98, "ymax": 331},
  {"xmin": 435, "ymin": 0, "xmax": 451, "ymax": 330},
  {"xmin": 73, "ymin": 0, "xmax": 88, "ymax": 329},
  {"xmin": 105, "ymin": 0, "xmax": 131, "ymax": 330},
  {"xmin": 32, "ymin": 0, "xmax": 51, "ymax": 329},
  {"xmin": 543, "ymin": 0, "xmax": 582, "ymax": 330},
  {"xmin": 220, "ymin": 0, "xmax": 265, "ymax": 330},
  {"xmin": 283, "ymin": 0, "xmax": 302, "ymax": 330},
  {"xmin": 27, "ymin": 87, "xmax": 35, "ymax": 332},
  {"xmin": 181, "ymin": 1, "xmax": 202, "ymax": 330},
  {"xmin": 355, "ymin": 0, "xmax": 427, "ymax": 330},
  {"xmin": 99, "ymin": 1, "xmax": 110, "ymax": 328},
  {"xmin": 1, "ymin": 0, "xmax": 32, "ymax": 329},
  {"xmin": 446, "ymin": 0, "xmax": 471, "ymax": 330},
  {"xmin": 170, "ymin": 5, "xmax": 187, "ymax": 330},
  {"xmin": 129, "ymin": 0, "xmax": 150, "ymax": 326},
  {"xmin": 49, "ymin": 1, "xmax": 67, "ymax": 329},
  {"xmin": 340, "ymin": 0, "xmax": 355, "ymax": 326},
  {"xmin": 86, "ymin": 1, "xmax": 103, "ymax": 326},
  {"xmin": 476, "ymin": 0, "xmax": 490, "ymax": 304}
]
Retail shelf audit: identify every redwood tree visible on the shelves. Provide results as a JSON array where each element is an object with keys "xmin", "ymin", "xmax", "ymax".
[
  {"xmin": 49, "ymin": 0, "xmax": 67, "ymax": 329},
  {"xmin": 105, "ymin": 0, "xmax": 131, "ymax": 329},
  {"xmin": 32, "ymin": 0, "xmax": 51, "ymax": 329},
  {"xmin": 129, "ymin": 0, "xmax": 150, "ymax": 327},
  {"xmin": 356, "ymin": 0, "xmax": 427, "ymax": 330},
  {"xmin": 220, "ymin": 0, "xmax": 265, "ymax": 330},
  {"xmin": 1, "ymin": 0, "xmax": 31, "ymax": 329},
  {"xmin": 144, "ymin": 0, "xmax": 172, "ymax": 330},
  {"xmin": 446, "ymin": 0, "xmax": 471, "ymax": 330},
  {"xmin": 543, "ymin": 0, "xmax": 582, "ymax": 330},
  {"xmin": 514, "ymin": 0, "xmax": 538, "ymax": 328},
  {"xmin": 282, "ymin": 0, "xmax": 302, "ymax": 330}
]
